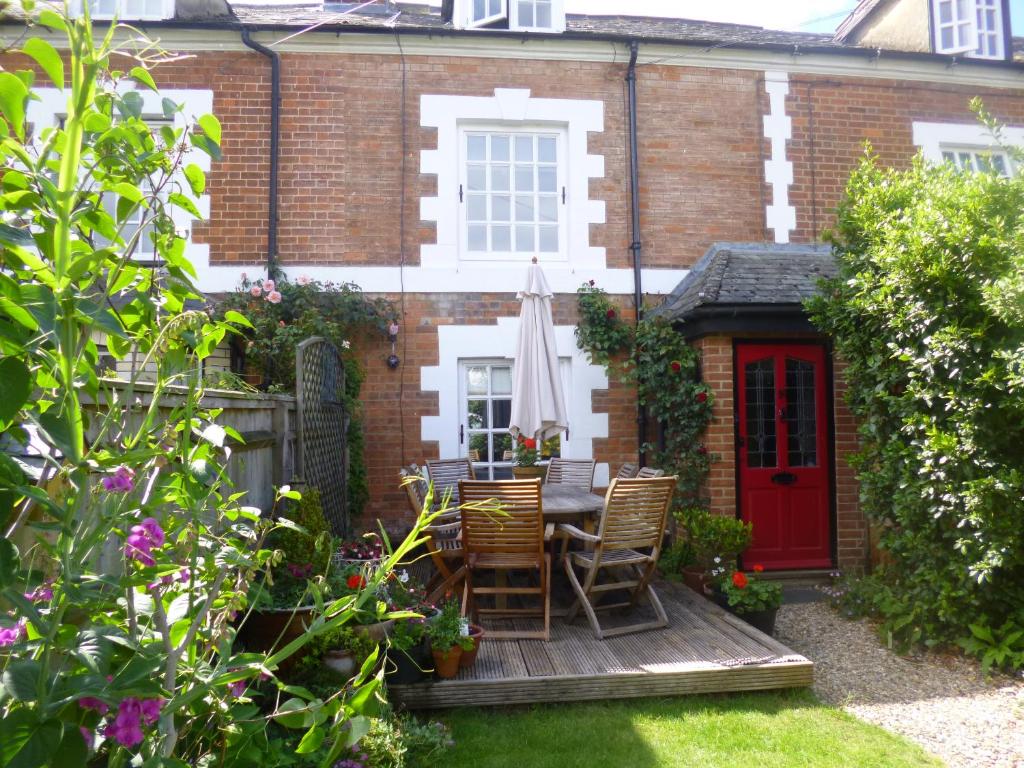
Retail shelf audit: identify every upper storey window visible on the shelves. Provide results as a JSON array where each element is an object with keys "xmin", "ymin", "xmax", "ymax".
[
  {"xmin": 82, "ymin": 0, "xmax": 174, "ymax": 20},
  {"xmin": 932, "ymin": 0, "xmax": 1006, "ymax": 60},
  {"xmin": 457, "ymin": 0, "xmax": 565, "ymax": 32}
]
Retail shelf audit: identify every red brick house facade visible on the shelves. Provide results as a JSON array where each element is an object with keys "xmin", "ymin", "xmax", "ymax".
[{"xmin": 9, "ymin": 0, "xmax": 1023, "ymax": 572}]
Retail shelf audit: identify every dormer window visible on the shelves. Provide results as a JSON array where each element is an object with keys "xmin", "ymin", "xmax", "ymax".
[
  {"xmin": 457, "ymin": 0, "xmax": 564, "ymax": 32},
  {"xmin": 82, "ymin": 0, "xmax": 174, "ymax": 20},
  {"xmin": 931, "ymin": 0, "xmax": 1006, "ymax": 59}
]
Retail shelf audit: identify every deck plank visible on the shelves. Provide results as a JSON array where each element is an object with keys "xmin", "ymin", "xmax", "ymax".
[{"xmin": 390, "ymin": 582, "xmax": 813, "ymax": 708}]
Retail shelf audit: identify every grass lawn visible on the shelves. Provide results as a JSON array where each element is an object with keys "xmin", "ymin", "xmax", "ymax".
[{"xmin": 437, "ymin": 689, "xmax": 941, "ymax": 768}]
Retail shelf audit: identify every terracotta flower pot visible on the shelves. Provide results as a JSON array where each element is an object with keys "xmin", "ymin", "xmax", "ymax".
[
  {"xmin": 681, "ymin": 567, "xmax": 711, "ymax": 596},
  {"xmin": 458, "ymin": 625, "xmax": 485, "ymax": 668},
  {"xmin": 431, "ymin": 645, "xmax": 463, "ymax": 679}
]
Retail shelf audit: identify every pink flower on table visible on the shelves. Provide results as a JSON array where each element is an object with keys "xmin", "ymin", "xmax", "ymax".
[
  {"xmin": 0, "ymin": 619, "xmax": 26, "ymax": 647},
  {"xmin": 227, "ymin": 680, "xmax": 246, "ymax": 697},
  {"xmin": 266, "ymin": 290, "xmax": 282, "ymax": 304},
  {"xmin": 263, "ymin": 279, "xmax": 275, "ymax": 292},
  {"xmin": 79, "ymin": 697, "xmax": 109, "ymax": 715},
  {"xmin": 250, "ymin": 285, "xmax": 262, "ymax": 298},
  {"xmin": 102, "ymin": 466, "xmax": 135, "ymax": 493}
]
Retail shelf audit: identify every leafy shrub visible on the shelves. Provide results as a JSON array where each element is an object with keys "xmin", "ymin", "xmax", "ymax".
[
  {"xmin": 807, "ymin": 134, "xmax": 1024, "ymax": 668},
  {"xmin": 678, "ymin": 507, "xmax": 753, "ymax": 569},
  {"xmin": 273, "ymin": 488, "xmax": 333, "ymax": 575},
  {"xmin": 357, "ymin": 713, "xmax": 454, "ymax": 768}
]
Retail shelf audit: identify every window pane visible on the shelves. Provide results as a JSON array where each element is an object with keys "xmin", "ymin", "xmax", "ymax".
[
  {"xmin": 144, "ymin": 0, "xmax": 163, "ymax": 16},
  {"xmin": 515, "ymin": 135, "xmax": 533, "ymax": 161},
  {"xmin": 491, "ymin": 225, "xmax": 511, "ymax": 251},
  {"xmin": 538, "ymin": 195, "xmax": 557, "ymax": 222},
  {"xmin": 489, "ymin": 0, "xmax": 501, "ymax": 14},
  {"xmin": 941, "ymin": 150, "xmax": 956, "ymax": 164},
  {"xmin": 493, "ymin": 399, "xmax": 512, "ymax": 428},
  {"xmin": 492, "ymin": 366, "xmax": 512, "ymax": 394},
  {"xmin": 467, "ymin": 194, "xmax": 487, "ymax": 221},
  {"xmin": 517, "ymin": 0, "xmax": 533, "ymax": 26},
  {"xmin": 515, "ymin": 165, "xmax": 534, "ymax": 192},
  {"xmin": 491, "ymin": 135, "xmax": 509, "ymax": 162},
  {"xmin": 467, "ymin": 366, "xmax": 488, "ymax": 394},
  {"xmin": 538, "ymin": 136, "xmax": 556, "ymax": 162},
  {"xmin": 957, "ymin": 23, "xmax": 971, "ymax": 47},
  {"xmin": 468, "ymin": 224, "xmax": 487, "ymax": 251},
  {"xmin": 515, "ymin": 195, "xmax": 534, "ymax": 221},
  {"xmin": 958, "ymin": 151, "xmax": 973, "ymax": 168},
  {"xmin": 538, "ymin": 165, "xmax": 557, "ymax": 192},
  {"xmin": 469, "ymin": 433, "xmax": 490, "ymax": 462},
  {"xmin": 491, "ymin": 165, "xmax": 510, "ymax": 191},
  {"xmin": 990, "ymin": 154, "xmax": 1007, "ymax": 175},
  {"xmin": 536, "ymin": 1, "xmax": 551, "ymax": 28},
  {"xmin": 492, "ymin": 195, "xmax": 510, "ymax": 221},
  {"xmin": 468, "ymin": 399, "xmax": 488, "ymax": 429},
  {"xmin": 955, "ymin": 0, "xmax": 968, "ymax": 19},
  {"xmin": 473, "ymin": 0, "xmax": 485, "ymax": 20},
  {"xmin": 939, "ymin": 0, "xmax": 951, "ymax": 23},
  {"xmin": 515, "ymin": 225, "xmax": 534, "ymax": 251},
  {"xmin": 494, "ymin": 432, "xmax": 513, "ymax": 459},
  {"xmin": 941, "ymin": 26, "xmax": 954, "ymax": 48},
  {"xmin": 538, "ymin": 225, "xmax": 558, "ymax": 252},
  {"xmin": 467, "ymin": 164, "xmax": 486, "ymax": 191},
  {"xmin": 468, "ymin": 135, "xmax": 486, "ymax": 161}
]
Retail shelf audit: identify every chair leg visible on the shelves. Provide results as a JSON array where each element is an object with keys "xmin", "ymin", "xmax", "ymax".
[
  {"xmin": 563, "ymin": 558, "xmax": 603, "ymax": 640},
  {"xmin": 543, "ymin": 554, "xmax": 551, "ymax": 641},
  {"xmin": 426, "ymin": 564, "xmax": 466, "ymax": 606}
]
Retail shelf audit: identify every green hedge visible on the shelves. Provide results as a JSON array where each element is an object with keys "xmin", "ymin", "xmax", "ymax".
[{"xmin": 807, "ymin": 147, "xmax": 1024, "ymax": 670}]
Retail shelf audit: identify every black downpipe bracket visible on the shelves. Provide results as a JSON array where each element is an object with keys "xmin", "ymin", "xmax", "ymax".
[
  {"xmin": 626, "ymin": 41, "xmax": 647, "ymax": 463},
  {"xmin": 241, "ymin": 30, "xmax": 281, "ymax": 278}
]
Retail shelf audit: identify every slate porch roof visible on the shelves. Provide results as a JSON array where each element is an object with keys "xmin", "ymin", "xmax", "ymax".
[{"xmin": 650, "ymin": 242, "xmax": 837, "ymax": 324}]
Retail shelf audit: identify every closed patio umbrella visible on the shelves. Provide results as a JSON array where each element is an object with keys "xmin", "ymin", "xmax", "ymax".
[{"xmin": 509, "ymin": 259, "xmax": 568, "ymax": 444}]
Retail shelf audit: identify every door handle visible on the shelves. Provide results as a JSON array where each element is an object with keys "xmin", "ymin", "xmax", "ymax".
[
  {"xmin": 459, "ymin": 424, "xmax": 464, "ymax": 445},
  {"xmin": 771, "ymin": 472, "xmax": 797, "ymax": 485}
]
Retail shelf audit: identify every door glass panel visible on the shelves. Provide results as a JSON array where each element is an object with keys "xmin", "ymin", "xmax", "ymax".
[
  {"xmin": 467, "ymin": 366, "xmax": 487, "ymax": 395},
  {"xmin": 744, "ymin": 358, "xmax": 776, "ymax": 469},
  {"xmin": 491, "ymin": 366, "xmax": 512, "ymax": 394},
  {"xmin": 467, "ymin": 399, "xmax": 487, "ymax": 429},
  {"xmin": 785, "ymin": 358, "xmax": 817, "ymax": 467},
  {"xmin": 492, "ymin": 398, "xmax": 511, "ymax": 430}
]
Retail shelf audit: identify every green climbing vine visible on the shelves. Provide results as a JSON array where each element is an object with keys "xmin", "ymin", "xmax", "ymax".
[{"xmin": 574, "ymin": 281, "xmax": 714, "ymax": 507}]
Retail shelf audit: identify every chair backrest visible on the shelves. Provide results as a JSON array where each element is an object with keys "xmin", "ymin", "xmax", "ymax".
[
  {"xmin": 399, "ymin": 465, "xmax": 428, "ymax": 516},
  {"xmin": 427, "ymin": 458, "xmax": 475, "ymax": 504},
  {"xmin": 616, "ymin": 462, "xmax": 639, "ymax": 479},
  {"xmin": 458, "ymin": 479, "xmax": 543, "ymax": 560},
  {"xmin": 597, "ymin": 477, "xmax": 676, "ymax": 556},
  {"xmin": 545, "ymin": 458, "xmax": 596, "ymax": 491},
  {"xmin": 636, "ymin": 466, "xmax": 665, "ymax": 478}
]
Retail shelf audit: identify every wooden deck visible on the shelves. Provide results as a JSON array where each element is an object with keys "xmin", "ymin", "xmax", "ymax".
[{"xmin": 390, "ymin": 581, "xmax": 813, "ymax": 709}]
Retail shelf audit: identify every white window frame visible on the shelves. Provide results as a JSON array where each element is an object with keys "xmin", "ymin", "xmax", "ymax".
[
  {"xmin": 79, "ymin": 0, "xmax": 174, "ymax": 20},
  {"xmin": 940, "ymin": 145, "xmax": 1014, "ymax": 176},
  {"xmin": 914, "ymin": 121, "xmax": 1024, "ymax": 172},
  {"xmin": 466, "ymin": 0, "xmax": 506, "ymax": 28},
  {"xmin": 459, "ymin": 124, "xmax": 567, "ymax": 263},
  {"xmin": 510, "ymin": 0, "xmax": 563, "ymax": 32},
  {"xmin": 420, "ymin": 88, "xmax": 605, "ymax": 273},
  {"xmin": 932, "ymin": 0, "xmax": 1005, "ymax": 59}
]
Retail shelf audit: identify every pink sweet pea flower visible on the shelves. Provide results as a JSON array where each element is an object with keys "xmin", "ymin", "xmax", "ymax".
[
  {"xmin": 140, "ymin": 698, "xmax": 163, "ymax": 725},
  {"xmin": 0, "ymin": 619, "xmax": 26, "ymax": 647},
  {"xmin": 139, "ymin": 518, "xmax": 165, "ymax": 547},
  {"xmin": 79, "ymin": 697, "xmax": 109, "ymax": 715},
  {"xmin": 227, "ymin": 680, "xmax": 246, "ymax": 697},
  {"xmin": 102, "ymin": 466, "xmax": 135, "ymax": 493}
]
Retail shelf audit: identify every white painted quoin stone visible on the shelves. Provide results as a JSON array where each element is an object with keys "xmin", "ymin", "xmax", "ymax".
[
  {"xmin": 763, "ymin": 71, "xmax": 796, "ymax": 245},
  {"xmin": 420, "ymin": 317, "xmax": 611, "ymax": 488}
]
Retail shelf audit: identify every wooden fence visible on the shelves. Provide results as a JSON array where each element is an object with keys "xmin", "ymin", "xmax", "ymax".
[{"xmin": 84, "ymin": 380, "xmax": 298, "ymax": 515}]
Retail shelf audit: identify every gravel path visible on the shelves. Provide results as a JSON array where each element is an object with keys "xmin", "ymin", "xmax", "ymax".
[{"xmin": 775, "ymin": 602, "xmax": 1024, "ymax": 768}]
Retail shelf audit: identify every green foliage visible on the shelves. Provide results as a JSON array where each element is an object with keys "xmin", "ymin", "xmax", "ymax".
[
  {"xmin": 215, "ymin": 277, "xmax": 390, "ymax": 521},
  {"xmin": 806, "ymin": 144, "xmax": 1024, "ymax": 668},
  {"xmin": 574, "ymin": 285, "xmax": 715, "ymax": 513},
  {"xmin": 718, "ymin": 571, "xmax": 783, "ymax": 614},
  {"xmin": 358, "ymin": 713, "xmax": 454, "ymax": 768},
  {"xmin": 678, "ymin": 507, "xmax": 753, "ymax": 570},
  {"xmin": 274, "ymin": 488, "xmax": 332, "ymax": 574},
  {"xmin": 658, "ymin": 540, "xmax": 696, "ymax": 575},
  {"xmin": 957, "ymin": 613, "xmax": 1024, "ymax": 674},
  {"xmin": 427, "ymin": 598, "xmax": 472, "ymax": 652}
]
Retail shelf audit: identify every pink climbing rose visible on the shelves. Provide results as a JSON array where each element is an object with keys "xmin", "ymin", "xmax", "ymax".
[{"xmin": 266, "ymin": 290, "xmax": 282, "ymax": 304}]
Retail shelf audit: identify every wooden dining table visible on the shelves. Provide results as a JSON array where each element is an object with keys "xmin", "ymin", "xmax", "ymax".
[{"xmin": 541, "ymin": 485, "xmax": 605, "ymax": 531}]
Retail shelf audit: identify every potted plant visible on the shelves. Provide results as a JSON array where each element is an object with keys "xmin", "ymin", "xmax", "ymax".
[
  {"xmin": 459, "ymin": 623, "xmax": 485, "ymax": 669},
  {"xmin": 676, "ymin": 507, "xmax": 753, "ymax": 595},
  {"xmin": 427, "ymin": 598, "xmax": 474, "ymax": 679},
  {"xmin": 713, "ymin": 566, "xmax": 783, "ymax": 635},
  {"xmin": 511, "ymin": 435, "xmax": 547, "ymax": 480},
  {"xmin": 386, "ymin": 616, "xmax": 429, "ymax": 684}
]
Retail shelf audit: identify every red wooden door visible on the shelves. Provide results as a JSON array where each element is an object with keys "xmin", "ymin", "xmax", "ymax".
[{"xmin": 736, "ymin": 343, "xmax": 831, "ymax": 570}]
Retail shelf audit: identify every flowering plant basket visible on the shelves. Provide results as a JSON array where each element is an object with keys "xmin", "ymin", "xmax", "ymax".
[
  {"xmin": 512, "ymin": 435, "xmax": 539, "ymax": 467},
  {"xmin": 717, "ymin": 567, "xmax": 783, "ymax": 614}
]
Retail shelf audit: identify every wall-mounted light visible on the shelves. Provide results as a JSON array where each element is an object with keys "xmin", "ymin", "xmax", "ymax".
[{"xmin": 387, "ymin": 321, "xmax": 400, "ymax": 368}]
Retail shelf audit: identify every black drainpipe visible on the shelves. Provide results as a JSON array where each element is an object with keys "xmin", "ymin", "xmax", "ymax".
[
  {"xmin": 626, "ymin": 40, "xmax": 647, "ymax": 462},
  {"xmin": 241, "ymin": 30, "xmax": 280, "ymax": 278}
]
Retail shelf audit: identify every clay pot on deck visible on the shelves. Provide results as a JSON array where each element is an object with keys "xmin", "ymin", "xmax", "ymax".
[
  {"xmin": 458, "ymin": 625, "xmax": 485, "ymax": 668},
  {"xmin": 431, "ymin": 644, "xmax": 463, "ymax": 679},
  {"xmin": 681, "ymin": 567, "xmax": 712, "ymax": 597}
]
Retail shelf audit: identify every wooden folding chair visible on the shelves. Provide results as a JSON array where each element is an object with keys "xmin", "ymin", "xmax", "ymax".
[
  {"xmin": 400, "ymin": 467, "xmax": 466, "ymax": 604},
  {"xmin": 545, "ymin": 458, "xmax": 596, "ymax": 491},
  {"xmin": 636, "ymin": 466, "xmax": 665, "ymax": 478},
  {"xmin": 458, "ymin": 479, "xmax": 551, "ymax": 641},
  {"xmin": 426, "ymin": 458, "xmax": 475, "ymax": 505},
  {"xmin": 560, "ymin": 476, "xmax": 676, "ymax": 639},
  {"xmin": 616, "ymin": 463, "xmax": 639, "ymax": 479}
]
